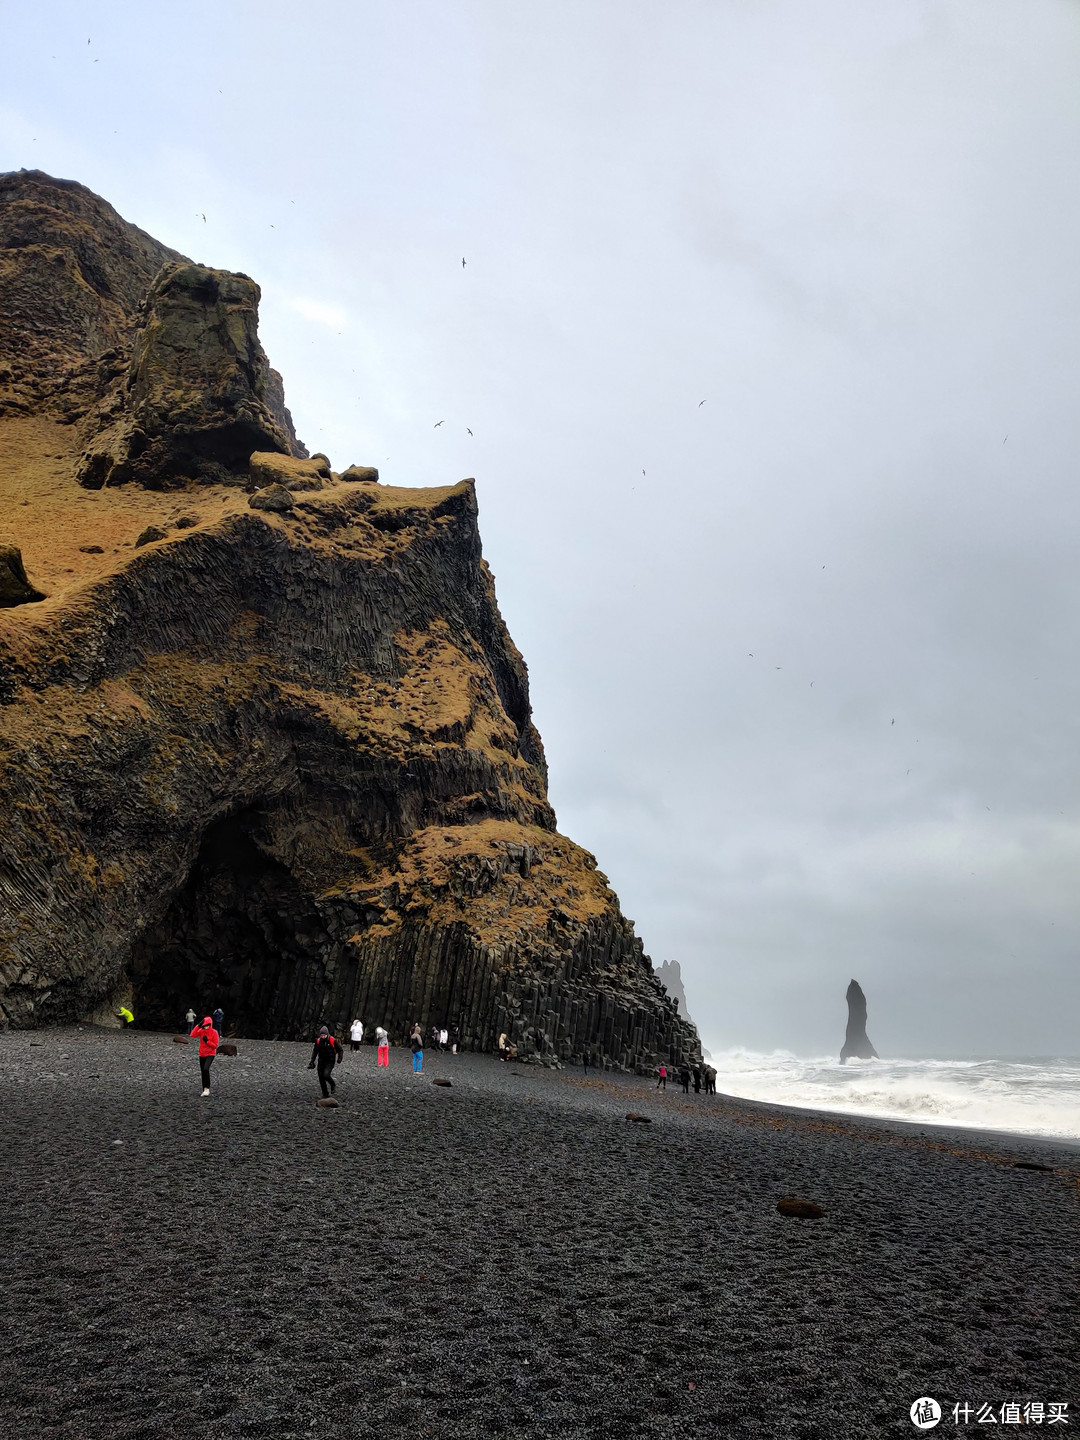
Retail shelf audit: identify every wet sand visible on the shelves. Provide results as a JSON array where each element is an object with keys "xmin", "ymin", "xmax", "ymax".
[{"xmin": 0, "ymin": 1026, "xmax": 1076, "ymax": 1439}]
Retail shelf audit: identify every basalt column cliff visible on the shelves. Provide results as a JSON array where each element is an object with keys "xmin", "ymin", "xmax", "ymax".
[{"xmin": 0, "ymin": 171, "xmax": 699, "ymax": 1070}]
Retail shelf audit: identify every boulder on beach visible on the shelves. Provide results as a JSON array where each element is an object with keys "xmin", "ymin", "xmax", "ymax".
[
  {"xmin": 316, "ymin": 1097, "xmax": 339, "ymax": 1108},
  {"xmin": 840, "ymin": 978, "xmax": 878, "ymax": 1063},
  {"xmin": 777, "ymin": 1196, "xmax": 824, "ymax": 1218},
  {"xmin": 218, "ymin": 1043, "xmax": 238, "ymax": 1056},
  {"xmin": 172, "ymin": 1035, "xmax": 189, "ymax": 1044}
]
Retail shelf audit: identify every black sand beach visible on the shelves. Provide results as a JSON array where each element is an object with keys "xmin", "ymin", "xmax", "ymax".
[{"xmin": 1, "ymin": 1027, "xmax": 1076, "ymax": 1439}]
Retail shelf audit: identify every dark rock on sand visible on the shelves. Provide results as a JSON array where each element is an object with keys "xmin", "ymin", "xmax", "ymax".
[
  {"xmin": 134, "ymin": 524, "xmax": 167, "ymax": 547},
  {"xmin": 433, "ymin": 1077, "xmax": 452, "ymax": 1086},
  {"xmin": 78, "ymin": 544, "xmax": 104, "ymax": 553},
  {"xmin": 840, "ymin": 978, "xmax": 878, "ymax": 1062},
  {"xmin": 1013, "ymin": 1160, "xmax": 1052, "ymax": 1172},
  {"xmin": 0, "ymin": 544, "xmax": 45, "ymax": 605},
  {"xmin": 625, "ymin": 1112, "xmax": 652, "ymax": 1123},
  {"xmin": 218, "ymin": 1042, "xmax": 238, "ymax": 1056},
  {"xmin": 777, "ymin": 1196, "xmax": 825, "ymax": 1218},
  {"xmin": 172, "ymin": 1035, "xmax": 189, "ymax": 1044},
  {"xmin": 316, "ymin": 1097, "xmax": 339, "ymax": 1108}
]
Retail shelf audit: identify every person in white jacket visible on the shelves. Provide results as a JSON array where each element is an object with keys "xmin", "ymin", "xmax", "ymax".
[{"xmin": 350, "ymin": 1018, "xmax": 364, "ymax": 1052}]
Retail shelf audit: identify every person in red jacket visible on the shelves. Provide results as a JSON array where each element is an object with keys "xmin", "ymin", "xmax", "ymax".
[
  {"xmin": 308, "ymin": 1026, "xmax": 342, "ymax": 1097},
  {"xmin": 190, "ymin": 1016, "xmax": 219, "ymax": 1097}
]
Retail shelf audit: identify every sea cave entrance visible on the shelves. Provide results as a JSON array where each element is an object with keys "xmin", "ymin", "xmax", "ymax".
[{"xmin": 130, "ymin": 810, "xmax": 335, "ymax": 1038}]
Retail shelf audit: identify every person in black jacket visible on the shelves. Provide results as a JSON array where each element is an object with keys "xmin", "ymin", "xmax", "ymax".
[{"xmin": 308, "ymin": 1026, "xmax": 342, "ymax": 1097}]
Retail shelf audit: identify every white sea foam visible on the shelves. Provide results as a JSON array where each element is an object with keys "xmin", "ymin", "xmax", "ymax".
[{"xmin": 705, "ymin": 1049, "xmax": 1080, "ymax": 1139}]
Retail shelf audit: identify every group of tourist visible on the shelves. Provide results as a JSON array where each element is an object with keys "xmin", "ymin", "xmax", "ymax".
[
  {"xmin": 184, "ymin": 1006, "xmax": 708, "ymax": 1100},
  {"xmin": 184, "ymin": 1011, "xmax": 460, "ymax": 1095},
  {"xmin": 655, "ymin": 1061, "xmax": 717, "ymax": 1095}
]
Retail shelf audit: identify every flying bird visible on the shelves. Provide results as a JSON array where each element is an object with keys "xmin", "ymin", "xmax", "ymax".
[
  {"xmin": 199, "ymin": 213, "xmax": 206, "ymax": 222},
  {"xmin": 467, "ymin": 428, "xmax": 473, "ymax": 436},
  {"xmin": 642, "ymin": 469, "xmax": 645, "ymax": 476},
  {"xmin": 434, "ymin": 421, "xmax": 444, "ymax": 428},
  {"xmin": 462, "ymin": 257, "xmax": 466, "ymax": 268},
  {"xmin": 698, "ymin": 400, "xmax": 706, "ymax": 407}
]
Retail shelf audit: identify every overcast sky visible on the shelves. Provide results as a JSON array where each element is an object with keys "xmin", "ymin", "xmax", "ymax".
[{"xmin": 3, "ymin": 0, "xmax": 1080, "ymax": 1057}]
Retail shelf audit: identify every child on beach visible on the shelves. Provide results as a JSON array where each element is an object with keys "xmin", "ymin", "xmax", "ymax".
[
  {"xmin": 656, "ymin": 1065, "xmax": 667, "ymax": 1090},
  {"xmin": 410, "ymin": 1024, "xmax": 424, "ymax": 1073},
  {"xmin": 189, "ymin": 1015, "xmax": 219, "ymax": 1096},
  {"xmin": 350, "ymin": 1018, "xmax": 364, "ymax": 1052},
  {"xmin": 375, "ymin": 1025, "xmax": 389, "ymax": 1065}
]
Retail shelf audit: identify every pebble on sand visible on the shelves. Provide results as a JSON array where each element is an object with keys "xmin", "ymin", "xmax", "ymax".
[
  {"xmin": 433, "ymin": 1078, "xmax": 452, "ymax": 1087},
  {"xmin": 625, "ymin": 1112, "xmax": 652, "ymax": 1124},
  {"xmin": 316, "ymin": 1097, "xmax": 339, "ymax": 1108},
  {"xmin": 172, "ymin": 1036, "xmax": 189, "ymax": 1044},
  {"xmin": 776, "ymin": 1196, "xmax": 824, "ymax": 1218}
]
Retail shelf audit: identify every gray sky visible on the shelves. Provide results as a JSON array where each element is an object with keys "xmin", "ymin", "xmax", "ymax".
[{"xmin": 4, "ymin": 0, "xmax": 1080, "ymax": 1056}]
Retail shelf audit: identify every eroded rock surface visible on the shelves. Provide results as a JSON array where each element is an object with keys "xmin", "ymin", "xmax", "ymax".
[
  {"xmin": 77, "ymin": 263, "xmax": 302, "ymax": 489},
  {"xmin": 0, "ymin": 171, "xmax": 699, "ymax": 1072}
]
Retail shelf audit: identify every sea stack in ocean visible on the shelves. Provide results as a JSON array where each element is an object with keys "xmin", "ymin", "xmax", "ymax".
[{"xmin": 839, "ymin": 979, "xmax": 878, "ymax": 1063}]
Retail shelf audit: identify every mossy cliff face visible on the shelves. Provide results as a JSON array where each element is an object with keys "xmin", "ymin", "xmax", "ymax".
[{"xmin": 0, "ymin": 171, "xmax": 699, "ymax": 1070}]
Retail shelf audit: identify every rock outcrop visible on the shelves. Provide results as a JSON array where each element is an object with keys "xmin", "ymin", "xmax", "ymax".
[
  {"xmin": 0, "ymin": 170, "xmax": 304, "ymax": 470},
  {"xmin": 839, "ymin": 978, "xmax": 878, "ymax": 1062},
  {"xmin": 0, "ymin": 171, "xmax": 699, "ymax": 1073}
]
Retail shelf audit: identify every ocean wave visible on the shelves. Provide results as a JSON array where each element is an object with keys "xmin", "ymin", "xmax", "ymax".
[{"xmin": 705, "ymin": 1050, "xmax": 1080, "ymax": 1139}]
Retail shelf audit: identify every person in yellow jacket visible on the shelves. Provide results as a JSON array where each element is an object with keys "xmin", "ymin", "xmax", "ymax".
[{"xmin": 115, "ymin": 1006, "xmax": 134, "ymax": 1027}]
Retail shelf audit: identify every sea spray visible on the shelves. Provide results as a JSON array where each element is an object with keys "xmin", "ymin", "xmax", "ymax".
[{"xmin": 703, "ymin": 1050, "xmax": 1080, "ymax": 1139}]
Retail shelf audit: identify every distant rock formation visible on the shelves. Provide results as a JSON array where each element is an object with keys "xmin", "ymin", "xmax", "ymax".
[
  {"xmin": 655, "ymin": 960, "xmax": 693, "ymax": 1021},
  {"xmin": 0, "ymin": 170, "xmax": 700, "ymax": 1074},
  {"xmin": 840, "ymin": 979, "xmax": 878, "ymax": 1062}
]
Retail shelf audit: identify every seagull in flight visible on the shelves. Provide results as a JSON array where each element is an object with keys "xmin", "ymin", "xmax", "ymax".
[
  {"xmin": 434, "ymin": 420, "xmax": 444, "ymax": 428},
  {"xmin": 467, "ymin": 428, "xmax": 473, "ymax": 436},
  {"xmin": 462, "ymin": 257, "xmax": 466, "ymax": 269},
  {"xmin": 698, "ymin": 400, "xmax": 706, "ymax": 407}
]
